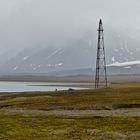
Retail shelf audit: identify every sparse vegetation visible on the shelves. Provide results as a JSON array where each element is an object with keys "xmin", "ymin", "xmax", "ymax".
[{"xmin": 0, "ymin": 86, "xmax": 140, "ymax": 139}]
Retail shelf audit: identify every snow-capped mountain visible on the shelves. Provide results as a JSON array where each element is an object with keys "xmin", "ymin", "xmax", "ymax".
[
  {"xmin": 0, "ymin": 30, "xmax": 140, "ymax": 75},
  {"xmin": 0, "ymin": 39, "xmax": 95, "ymax": 74}
]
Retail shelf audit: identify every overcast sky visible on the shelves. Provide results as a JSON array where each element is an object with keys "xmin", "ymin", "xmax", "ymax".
[{"xmin": 0, "ymin": 0, "xmax": 140, "ymax": 53}]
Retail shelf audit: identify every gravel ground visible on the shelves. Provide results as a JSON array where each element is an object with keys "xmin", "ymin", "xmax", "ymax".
[{"xmin": 1, "ymin": 108, "xmax": 140, "ymax": 117}]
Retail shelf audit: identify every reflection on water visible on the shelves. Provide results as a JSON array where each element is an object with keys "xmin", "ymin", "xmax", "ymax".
[{"xmin": 0, "ymin": 82, "xmax": 86, "ymax": 92}]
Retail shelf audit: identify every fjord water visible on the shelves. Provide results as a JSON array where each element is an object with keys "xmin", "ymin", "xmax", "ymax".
[{"xmin": 0, "ymin": 82, "xmax": 86, "ymax": 92}]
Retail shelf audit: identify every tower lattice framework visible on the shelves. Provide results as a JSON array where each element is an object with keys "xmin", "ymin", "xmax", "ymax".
[{"xmin": 95, "ymin": 19, "xmax": 107, "ymax": 88}]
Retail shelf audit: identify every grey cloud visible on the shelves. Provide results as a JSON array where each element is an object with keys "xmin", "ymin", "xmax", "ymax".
[{"xmin": 0, "ymin": 0, "xmax": 139, "ymax": 54}]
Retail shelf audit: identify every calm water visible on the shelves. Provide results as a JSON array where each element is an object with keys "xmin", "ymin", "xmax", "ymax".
[{"xmin": 0, "ymin": 82, "xmax": 86, "ymax": 92}]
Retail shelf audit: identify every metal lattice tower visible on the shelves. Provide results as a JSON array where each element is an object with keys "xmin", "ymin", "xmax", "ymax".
[{"xmin": 95, "ymin": 19, "xmax": 107, "ymax": 88}]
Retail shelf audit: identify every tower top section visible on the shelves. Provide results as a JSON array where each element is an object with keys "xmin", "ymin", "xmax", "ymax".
[
  {"xmin": 99, "ymin": 19, "xmax": 102, "ymax": 24},
  {"xmin": 98, "ymin": 19, "xmax": 104, "ymax": 31}
]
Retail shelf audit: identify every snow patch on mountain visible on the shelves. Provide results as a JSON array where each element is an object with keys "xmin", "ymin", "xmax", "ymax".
[
  {"xmin": 55, "ymin": 63, "xmax": 63, "ymax": 67},
  {"xmin": 114, "ymin": 48, "xmax": 119, "ymax": 52},
  {"xmin": 124, "ymin": 66, "xmax": 131, "ymax": 69},
  {"xmin": 112, "ymin": 57, "xmax": 115, "ymax": 62},
  {"xmin": 30, "ymin": 64, "xmax": 36, "ymax": 67},
  {"xmin": 23, "ymin": 56, "xmax": 29, "ymax": 61},
  {"xmin": 47, "ymin": 64, "xmax": 52, "ymax": 67},
  {"xmin": 45, "ymin": 49, "xmax": 62, "ymax": 60},
  {"xmin": 108, "ymin": 60, "xmax": 140, "ymax": 67},
  {"xmin": 13, "ymin": 66, "xmax": 18, "ymax": 71},
  {"xmin": 33, "ymin": 67, "xmax": 37, "ymax": 70}
]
